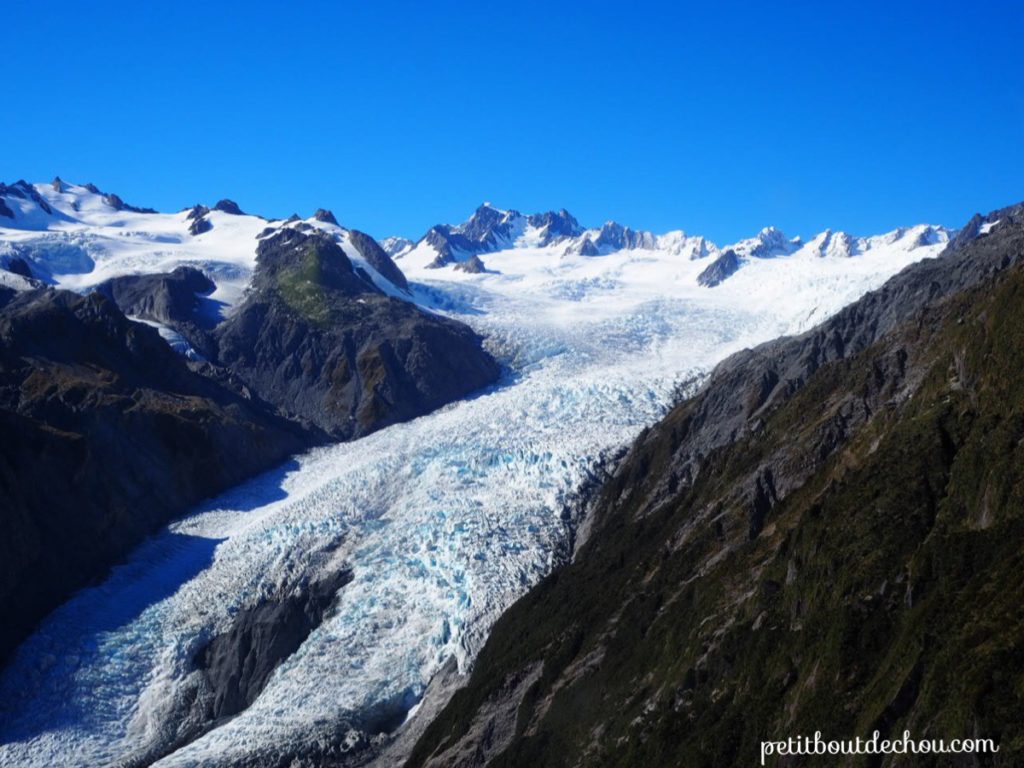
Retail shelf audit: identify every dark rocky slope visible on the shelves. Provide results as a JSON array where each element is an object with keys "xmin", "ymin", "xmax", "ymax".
[
  {"xmin": 96, "ymin": 265, "xmax": 218, "ymax": 350},
  {"xmin": 407, "ymin": 205, "xmax": 1024, "ymax": 767},
  {"xmin": 123, "ymin": 563, "xmax": 355, "ymax": 768},
  {"xmin": 208, "ymin": 229, "xmax": 500, "ymax": 439},
  {"xmin": 95, "ymin": 229, "xmax": 499, "ymax": 440},
  {"xmin": 0, "ymin": 287, "xmax": 314, "ymax": 665}
]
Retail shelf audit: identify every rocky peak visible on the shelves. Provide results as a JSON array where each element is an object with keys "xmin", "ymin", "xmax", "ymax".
[
  {"xmin": 454, "ymin": 254, "xmax": 487, "ymax": 273},
  {"xmin": 347, "ymin": 230, "xmax": 410, "ymax": 291},
  {"xmin": 252, "ymin": 228, "xmax": 378, "ymax": 300},
  {"xmin": 562, "ymin": 235, "xmax": 599, "ymax": 257},
  {"xmin": 457, "ymin": 203, "xmax": 522, "ymax": 245},
  {"xmin": 527, "ymin": 208, "xmax": 584, "ymax": 244},
  {"xmin": 0, "ymin": 180, "xmax": 53, "ymax": 215},
  {"xmin": 51, "ymin": 176, "xmax": 64, "ymax": 192},
  {"xmin": 809, "ymin": 228, "xmax": 858, "ymax": 258},
  {"xmin": 732, "ymin": 226, "xmax": 800, "ymax": 259},
  {"xmin": 213, "ymin": 228, "xmax": 500, "ymax": 440},
  {"xmin": 593, "ymin": 221, "xmax": 657, "ymax": 252},
  {"xmin": 101, "ymin": 191, "xmax": 157, "ymax": 215},
  {"xmin": 214, "ymin": 199, "xmax": 244, "ymax": 215},
  {"xmin": 380, "ymin": 236, "xmax": 414, "ymax": 259},
  {"xmin": 313, "ymin": 208, "xmax": 338, "ymax": 225},
  {"xmin": 102, "ymin": 193, "xmax": 126, "ymax": 211},
  {"xmin": 186, "ymin": 204, "xmax": 210, "ymax": 221},
  {"xmin": 697, "ymin": 249, "xmax": 741, "ymax": 287}
]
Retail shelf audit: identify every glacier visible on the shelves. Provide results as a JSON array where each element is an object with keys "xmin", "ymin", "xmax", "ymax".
[{"xmin": 0, "ymin": 186, "xmax": 953, "ymax": 765}]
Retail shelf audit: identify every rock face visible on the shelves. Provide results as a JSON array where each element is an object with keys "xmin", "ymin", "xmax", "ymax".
[
  {"xmin": 564, "ymin": 235, "xmax": 599, "ymax": 256},
  {"xmin": 0, "ymin": 288, "xmax": 316, "ymax": 665},
  {"xmin": 196, "ymin": 566, "xmax": 354, "ymax": 722},
  {"xmin": 313, "ymin": 208, "xmax": 339, "ymax": 225},
  {"xmin": 0, "ymin": 180, "xmax": 52, "ymax": 215},
  {"xmin": 348, "ymin": 229, "xmax": 410, "ymax": 291},
  {"xmin": 3, "ymin": 257, "xmax": 32, "ymax": 279},
  {"xmin": 185, "ymin": 204, "xmax": 212, "ymax": 234},
  {"xmin": 189, "ymin": 217, "xmax": 212, "ymax": 236},
  {"xmin": 101, "ymin": 191, "xmax": 157, "ymax": 214},
  {"xmin": 118, "ymin": 562, "xmax": 355, "ymax": 767},
  {"xmin": 421, "ymin": 204, "xmax": 584, "ymax": 268},
  {"xmin": 696, "ymin": 248, "xmax": 740, "ymax": 287},
  {"xmin": 381, "ymin": 236, "xmax": 414, "ymax": 259},
  {"xmin": 213, "ymin": 199, "xmax": 244, "ymax": 215},
  {"xmin": 454, "ymin": 254, "xmax": 487, "ymax": 273},
  {"xmin": 406, "ymin": 203, "xmax": 1024, "ymax": 768},
  {"xmin": 96, "ymin": 265, "xmax": 216, "ymax": 338},
  {"xmin": 592, "ymin": 220, "xmax": 656, "ymax": 251},
  {"xmin": 209, "ymin": 229, "xmax": 500, "ymax": 438}
]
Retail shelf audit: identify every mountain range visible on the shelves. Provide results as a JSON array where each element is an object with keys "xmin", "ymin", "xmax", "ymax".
[{"xmin": 0, "ymin": 178, "xmax": 1017, "ymax": 767}]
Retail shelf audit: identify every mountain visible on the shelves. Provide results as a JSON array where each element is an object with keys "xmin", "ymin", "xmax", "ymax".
[
  {"xmin": 405, "ymin": 204, "xmax": 1024, "ymax": 767},
  {"xmin": 410, "ymin": 204, "xmax": 585, "ymax": 269},
  {"xmin": 0, "ymin": 179, "xmax": 500, "ymax": 437},
  {"xmin": 209, "ymin": 228, "xmax": 500, "ymax": 439},
  {"xmin": 395, "ymin": 204, "xmax": 950, "ymax": 290},
  {"xmin": 0, "ymin": 181, "xmax": 500, "ymax": 664},
  {"xmin": 0, "ymin": 286, "xmax": 314, "ymax": 664}
]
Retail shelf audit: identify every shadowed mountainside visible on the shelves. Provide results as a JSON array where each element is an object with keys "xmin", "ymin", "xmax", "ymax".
[{"xmin": 0, "ymin": 287, "xmax": 314, "ymax": 665}]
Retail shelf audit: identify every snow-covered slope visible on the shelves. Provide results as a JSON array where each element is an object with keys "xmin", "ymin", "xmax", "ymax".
[
  {"xmin": 0, "ymin": 185, "xmax": 954, "ymax": 766},
  {"xmin": 0, "ymin": 179, "xmax": 410, "ymax": 317}
]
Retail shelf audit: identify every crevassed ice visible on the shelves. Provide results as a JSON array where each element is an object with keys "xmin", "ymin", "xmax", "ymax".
[{"xmin": 0, "ymin": 237, "xmax": 947, "ymax": 766}]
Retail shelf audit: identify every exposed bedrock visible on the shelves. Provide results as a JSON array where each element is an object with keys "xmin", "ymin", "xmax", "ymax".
[{"xmin": 0, "ymin": 287, "xmax": 315, "ymax": 666}]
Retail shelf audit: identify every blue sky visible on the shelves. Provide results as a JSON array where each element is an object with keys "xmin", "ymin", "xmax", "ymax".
[{"xmin": 5, "ymin": 0, "xmax": 1023, "ymax": 242}]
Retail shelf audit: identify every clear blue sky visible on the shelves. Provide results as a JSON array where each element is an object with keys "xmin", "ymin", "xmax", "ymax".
[{"xmin": 6, "ymin": 0, "xmax": 1023, "ymax": 243}]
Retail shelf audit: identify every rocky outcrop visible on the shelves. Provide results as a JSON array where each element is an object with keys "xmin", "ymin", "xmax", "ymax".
[
  {"xmin": 454, "ymin": 255, "xmax": 487, "ymax": 274},
  {"xmin": 186, "ymin": 205, "xmax": 213, "ymax": 235},
  {"xmin": 196, "ymin": 566, "xmax": 353, "ymax": 722},
  {"xmin": 696, "ymin": 248, "xmax": 740, "ymax": 287},
  {"xmin": 420, "ymin": 205, "xmax": 585, "ymax": 267},
  {"xmin": 3, "ymin": 257, "xmax": 32, "ymax": 279},
  {"xmin": 214, "ymin": 199, "xmax": 245, "ymax": 215},
  {"xmin": 102, "ymin": 192, "xmax": 158, "ymax": 214},
  {"xmin": 96, "ymin": 266, "xmax": 217, "ymax": 343},
  {"xmin": 314, "ymin": 208, "xmax": 339, "ymax": 225},
  {"xmin": 209, "ymin": 229, "xmax": 500, "ymax": 439},
  {"xmin": 0, "ymin": 180, "xmax": 52, "ymax": 215},
  {"xmin": 186, "ymin": 204, "xmax": 210, "ymax": 220},
  {"xmin": 592, "ymin": 221, "xmax": 656, "ymax": 251},
  {"xmin": 406, "ymin": 203, "xmax": 1024, "ymax": 768},
  {"xmin": 527, "ymin": 209, "xmax": 582, "ymax": 243},
  {"xmin": 348, "ymin": 229, "xmax": 410, "ymax": 291},
  {"xmin": 189, "ymin": 217, "xmax": 212, "ymax": 236},
  {"xmin": 119, "ymin": 562, "xmax": 355, "ymax": 767},
  {"xmin": 381, "ymin": 237, "xmax": 414, "ymax": 259},
  {"xmin": 564, "ymin": 235, "xmax": 599, "ymax": 256},
  {"xmin": 0, "ymin": 288, "xmax": 316, "ymax": 665}
]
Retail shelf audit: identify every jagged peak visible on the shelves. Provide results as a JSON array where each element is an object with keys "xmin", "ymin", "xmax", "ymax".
[{"xmin": 313, "ymin": 208, "xmax": 338, "ymax": 225}]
